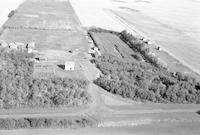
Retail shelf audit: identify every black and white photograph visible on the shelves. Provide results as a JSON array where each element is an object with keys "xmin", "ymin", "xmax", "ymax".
[{"xmin": 0, "ymin": 0, "xmax": 200, "ymax": 134}]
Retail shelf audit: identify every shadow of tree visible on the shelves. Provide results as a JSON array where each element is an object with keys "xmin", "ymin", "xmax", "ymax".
[
  {"xmin": 58, "ymin": 64, "xmax": 65, "ymax": 70},
  {"xmin": 196, "ymin": 110, "xmax": 200, "ymax": 115}
]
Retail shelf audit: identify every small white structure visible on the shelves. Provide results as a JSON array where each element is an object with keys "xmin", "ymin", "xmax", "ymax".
[
  {"xmin": 27, "ymin": 41, "xmax": 35, "ymax": 49},
  {"xmin": 15, "ymin": 42, "xmax": 25, "ymax": 46},
  {"xmin": 88, "ymin": 49, "xmax": 96, "ymax": 54},
  {"xmin": 15, "ymin": 42, "xmax": 25, "ymax": 51},
  {"xmin": 94, "ymin": 47, "xmax": 99, "ymax": 51},
  {"xmin": 27, "ymin": 41, "xmax": 35, "ymax": 53},
  {"xmin": 28, "ymin": 48, "xmax": 33, "ymax": 53},
  {"xmin": 147, "ymin": 41, "xmax": 153, "ymax": 45},
  {"xmin": 9, "ymin": 43, "xmax": 18, "ymax": 50},
  {"xmin": 65, "ymin": 61, "xmax": 75, "ymax": 71},
  {"xmin": 156, "ymin": 46, "xmax": 162, "ymax": 51},
  {"xmin": 0, "ymin": 40, "xmax": 8, "ymax": 48}
]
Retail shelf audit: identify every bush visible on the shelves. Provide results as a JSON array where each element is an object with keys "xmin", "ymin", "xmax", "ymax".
[
  {"xmin": 120, "ymin": 30, "xmax": 162, "ymax": 68},
  {"xmin": 8, "ymin": 10, "xmax": 15, "ymax": 18},
  {"xmin": 0, "ymin": 49, "xmax": 91, "ymax": 109},
  {"xmin": 0, "ymin": 117, "xmax": 95, "ymax": 130},
  {"xmin": 94, "ymin": 53, "xmax": 200, "ymax": 104},
  {"xmin": 89, "ymin": 28, "xmax": 200, "ymax": 104}
]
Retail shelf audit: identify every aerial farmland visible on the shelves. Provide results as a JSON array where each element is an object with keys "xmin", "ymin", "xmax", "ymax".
[{"xmin": 0, "ymin": 0, "xmax": 200, "ymax": 134}]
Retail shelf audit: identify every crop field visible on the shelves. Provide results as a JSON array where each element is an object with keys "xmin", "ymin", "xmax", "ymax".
[
  {"xmin": 90, "ymin": 32, "xmax": 137, "ymax": 59},
  {"xmin": 0, "ymin": 0, "xmax": 89, "ymax": 53},
  {"xmin": 0, "ymin": 29, "xmax": 88, "ymax": 52},
  {"xmin": 3, "ymin": 0, "xmax": 80, "ymax": 29},
  {"xmin": 0, "ymin": 0, "xmax": 89, "ymax": 82}
]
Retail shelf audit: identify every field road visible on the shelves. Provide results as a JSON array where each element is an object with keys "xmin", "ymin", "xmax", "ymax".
[{"xmin": 1, "ymin": 122, "xmax": 200, "ymax": 135}]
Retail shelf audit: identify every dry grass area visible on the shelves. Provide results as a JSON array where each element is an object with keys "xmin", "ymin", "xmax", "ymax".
[
  {"xmin": 90, "ymin": 32, "xmax": 136, "ymax": 60},
  {"xmin": 99, "ymin": 89, "xmax": 137, "ymax": 106}
]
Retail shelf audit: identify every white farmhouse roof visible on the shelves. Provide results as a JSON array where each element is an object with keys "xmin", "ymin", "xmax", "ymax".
[{"xmin": 65, "ymin": 61, "xmax": 75, "ymax": 70}]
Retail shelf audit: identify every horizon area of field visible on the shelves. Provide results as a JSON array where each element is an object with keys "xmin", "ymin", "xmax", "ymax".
[
  {"xmin": 1, "ymin": 0, "xmax": 200, "ymax": 76},
  {"xmin": 70, "ymin": 0, "xmax": 200, "ymax": 76}
]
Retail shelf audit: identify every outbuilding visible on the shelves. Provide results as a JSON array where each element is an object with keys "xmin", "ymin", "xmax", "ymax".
[
  {"xmin": 26, "ymin": 41, "xmax": 35, "ymax": 53},
  {"xmin": 65, "ymin": 61, "xmax": 75, "ymax": 71},
  {"xmin": 15, "ymin": 42, "xmax": 25, "ymax": 51},
  {"xmin": 9, "ymin": 43, "xmax": 18, "ymax": 50}
]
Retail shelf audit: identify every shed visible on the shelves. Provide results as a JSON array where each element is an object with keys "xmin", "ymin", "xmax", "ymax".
[
  {"xmin": 26, "ymin": 42, "xmax": 35, "ymax": 53},
  {"xmin": 65, "ymin": 61, "xmax": 75, "ymax": 71},
  {"xmin": 15, "ymin": 42, "xmax": 25, "ymax": 51},
  {"xmin": 9, "ymin": 43, "xmax": 18, "ymax": 50},
  {"xmin": 27, "ymin": 41, "xmax": 35, "ymax": 49}
]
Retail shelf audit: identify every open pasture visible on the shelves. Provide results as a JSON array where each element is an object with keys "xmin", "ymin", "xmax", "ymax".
[{"xmin": 90, "ymin": 32, "xmax": 136, "ymax": 59}]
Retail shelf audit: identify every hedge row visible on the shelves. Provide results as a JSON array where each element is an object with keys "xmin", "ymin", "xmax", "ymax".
[{"xmin": 0, "ymin": 117, "xmax": 95, "ymax": 130}]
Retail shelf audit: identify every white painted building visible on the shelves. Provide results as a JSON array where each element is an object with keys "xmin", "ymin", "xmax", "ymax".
[
  {"xmin": 27, "ymin": 41, "xmax": 35, "ymax": 53},
  {"xmin": 27, "ymin": 41, "xmax": 35, "ymax": 49},
  {"xmin": 9, "ymin": 42, "xmax": 18, "ymax": 50},
  {"xmin": 15, "ymin": 42, "xmax": 25, "ymax": 51},
  {"xmin": 65, "ymin": 61, "xmax": 75, "ymax": 70}
]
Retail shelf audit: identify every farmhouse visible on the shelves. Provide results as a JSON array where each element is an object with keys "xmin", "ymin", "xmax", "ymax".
[{"xmin": 65, "ymin": 61, "xmax": 75, "ymax": 70}]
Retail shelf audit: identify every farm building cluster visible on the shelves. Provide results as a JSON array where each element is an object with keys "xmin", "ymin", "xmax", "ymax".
[
  {"xmin": 0, "ymin": 40, "xmax": 36, "ymax": 53},
  {"xmin": 0, "ymin": 39, "xmax": 78, "ymax": 79},
  {"xmin": 85, "ymin": 33, "xmax": 101, "ymax": 58}
]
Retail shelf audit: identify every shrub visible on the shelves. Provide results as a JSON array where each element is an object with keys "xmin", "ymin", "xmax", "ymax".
[
  {"xmin": 0, "ymin": 117, "xmax": 95, "ymax": 130},
  {"xmin": 94, "ymin": 53, "xmax": 200, "ymax": 104},
  {"xmin": 8, "ymin": 10, "xmax": 15, "ymax": 18},
  {"xmin": 0, "ymin": 49, "xmax": 91, "ymax": 109}
]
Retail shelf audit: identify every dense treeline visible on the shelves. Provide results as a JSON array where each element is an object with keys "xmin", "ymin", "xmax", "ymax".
[
  {"xmin": 8, "ymin": 10, "xmax": 16, "ymax": 18},
  {"xmin": 88, "ymin": 27, "xmax": 120, "ymax": 35},
  {"xmin": 119, "ymin": 30, "xmax": 162, "ymax": 68},
  {"xmin": 0, "ymin": 49, "xmax": 91, "ymax": 109},
  {"xmin": 89, "ymin": 28, "xmax": 200, "ymax": 104},
  {"xmin": 94, "ymin": 53, "xmax": 200, "ymax": 104},
  {"xmin": 0, "ymin": 117, "xmax": 94, "ymax": 130}
]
